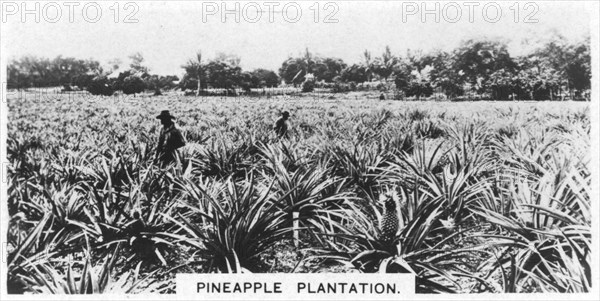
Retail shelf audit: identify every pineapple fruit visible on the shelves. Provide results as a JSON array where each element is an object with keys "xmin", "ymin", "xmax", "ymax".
[{"xmin": 379, "ymin": 190, "xmax": 400, "ymax": 244}]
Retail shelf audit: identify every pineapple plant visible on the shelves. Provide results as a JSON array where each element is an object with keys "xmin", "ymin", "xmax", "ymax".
[
  {"xmin": 378, "ymin": 190, "xmax": 400, "ymax": 246},
  {"xmin": 6, "ymin": 88, "xmax": 591, "ymax": 293}
]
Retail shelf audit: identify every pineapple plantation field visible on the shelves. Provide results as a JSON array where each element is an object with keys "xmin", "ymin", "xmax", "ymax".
[{"xmin": 5, "ymin": 91, "xmax": 592, "ymax": 294}]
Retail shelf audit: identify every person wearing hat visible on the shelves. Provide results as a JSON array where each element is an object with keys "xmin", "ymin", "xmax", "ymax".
[
  {"xmin": 274, "ymin": 111, "xmax": 290, "ymax": 139},
  {"xmin": 155, "ymin": 110, "xmax": 186, "ymax": 166}
]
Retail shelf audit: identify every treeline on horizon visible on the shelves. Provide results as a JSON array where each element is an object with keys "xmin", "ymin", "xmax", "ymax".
[{"xmin": 7, "ymin": 34, "xmax": 591, "ymax": 101}]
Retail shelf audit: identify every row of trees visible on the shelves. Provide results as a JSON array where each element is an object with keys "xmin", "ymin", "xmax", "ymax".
[
  {"xmin": 179, "ymin": 52, "xmax": 279, "ymax": 96},
  {"xmin": 7, "ymin": 34, "xmax": 591, "ymax": 100},
  {"xmin": 275, "ymin": 36, "xmax": 590, "ymax": 100},
  {"xmin": 7, "ymin": 52, "xmax": 280, "ymax": 97},
  {"xmin": 7, "ymin": 56, "xmax": 103, "ymax": 89},
  {"xmin": 7, "ymin": 53, "xmax": 180, "ymax": 96}
]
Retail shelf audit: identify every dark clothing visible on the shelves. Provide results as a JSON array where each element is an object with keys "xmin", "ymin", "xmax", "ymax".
[
  {"xmin": 274, "ymin": 117, "xmax": 289, "ymax": 138},
  {"xmin": 156, "ymin": 124, "xmax": 186, "ymax": 165}
]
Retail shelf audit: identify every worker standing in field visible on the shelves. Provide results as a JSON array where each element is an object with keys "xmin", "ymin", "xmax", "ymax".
[
  {"xmin": 274, "ymin": 111, "xmax": 291, "ymax": 139},
  {"xmin": 155, "ymin": 110, "xmax": 186, "ymax": 166}
]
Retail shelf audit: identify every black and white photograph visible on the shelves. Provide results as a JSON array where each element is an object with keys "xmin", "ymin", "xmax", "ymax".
[{"xmin": 0, "ymin": 0, "xmax": 598, "ymax": 298}]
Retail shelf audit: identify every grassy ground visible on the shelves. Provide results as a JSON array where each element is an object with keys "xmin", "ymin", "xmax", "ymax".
[{"xmin": 6, "ymin": 91, "xmax": 591, "ymax": 294}]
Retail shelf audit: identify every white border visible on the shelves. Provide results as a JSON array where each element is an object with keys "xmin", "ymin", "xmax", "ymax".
[{"xmin": 0, "ymin": 1, "xmax": 598, "ymax": 300}]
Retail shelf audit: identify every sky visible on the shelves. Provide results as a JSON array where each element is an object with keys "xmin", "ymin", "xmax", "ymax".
[{"xmin": 1, "ymin": 1, "xmax": 593, "ymax": 76}]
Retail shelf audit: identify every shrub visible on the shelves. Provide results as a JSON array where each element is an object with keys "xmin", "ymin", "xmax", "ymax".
[
  {"xmin": 302, "ymin": 79, "xmax": 315, "ymax": 93},
  {"xmin": 405, "ymin": 81, "xmax": 434, "ymax": 99},
  {"xmin": 122, "ymin": 76, "xmax": 146, "ymax": 95},
  {"xmin": 87, "ymin": 77, "xmax": 115, "ymax": 96},
  {"xmin": 61, "ymin": 84, "xmax": 73, "ymax": 92},
  {"xmin": 331, "ymin": 82, "xmax": 355, "ymax": 93}
]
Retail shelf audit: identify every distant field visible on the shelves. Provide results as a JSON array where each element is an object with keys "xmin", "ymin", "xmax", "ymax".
[{"xmin": 6, "ymin": 92, "xmax": 591, "ymax": 293}]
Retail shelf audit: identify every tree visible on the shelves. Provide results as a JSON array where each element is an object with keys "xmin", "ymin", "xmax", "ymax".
[
  {"xmin": 145, "ymin": 75, "xmax": 179, "ymax": 95},
  {"xmin": 278, "ymin": 48, "xmax": 330, "ymax": 85},
  {"xmin": 87, "ymin": 76, "xmax": 115, "ymax": 96},
  {"xmin": 113, "ymin": 70, "xmax": 132, "ymax": 91},
  {"xmin": 239, "ymin": 69, "xmax": 279, "ymax": 91},
  {"xmin": 372, "ymin": 46, "xmax": 398, "ymax": 81},
  {"xmin": 112, "ymin": 67, "xmax": 149, "ymax": 96},
  {"xmin": 531, "ymin": 36, "xmax": 591, "ymax": 94},
  {"xmin": 528, "ymin": 68, "xmax": 562, "ymax": 100},
  {"xmin": 405, "ymin": 81, "xmax": 433, "ymax": 99},
  {"xmin": 129, "ymin": 52, "xmax": 149, "ymax": 74},
  {"xmin": 362, "ymin": 50, "xmax": 373, "ymax": 82},
  {"xmin": 394, "ymin": 62, "xmax": 433, "ymax": 100},
  {"xmin": 181, "ymin": 51, "xmax": 206, "ymax": 96},
  {"xmin": 205, "ymin": 60, "xmax": 242, "ymax": 93},
  {"xmin": 416, "ymin": 50, "xmax": 463, "ymax": 98},
  {"xmin": 486, "ymin": 69, "xmax": 518, "ymax": 100},
  {"xmin": 7, "ymin": 55, "xmax": 103, "ymax": 89},
  {"xmin": 122, "ymin": 75, "xmax": 145, "ymax": 95},
  {"xmin": 179, "ymin": 74, "xmax": 205, "ymax": 92},
  {"xmin": 238, "ymin": 72, "xmax": 256, "ymax": 93},
  {"xmin": 319, "ymin": 58, "xmax": 347, "ymax": 82},
  {"xmin": 214, "ymin": 52, "xmax": 241, "ymax": 68},
  {"xmin": 564, "ymin": 40, "xmax": 591, "ymax": 92},
  {"xmin": 453, "ymin": 39, "xmax": 516, "ymax": 90},
  {"xmin": 72, "ymin": 73, "xmax": 96, "ymax": 90},
  {"xmin": 251, "ymin": 69, "xmax": 279, "ymax": 87},
  {"xmin": 279, "ymin": 57, "xmax": 306, "ymax": 85},
  {"xmin": 302, "ymin": 74, "xmax": 316, "ymax": 92},
  {"xmin": 7, "ymin": 60, "xmax": 32, "ymax": 89},
  {"xmin": 340, "ymin": 64, "xmax": 368, "ymax": 83}
]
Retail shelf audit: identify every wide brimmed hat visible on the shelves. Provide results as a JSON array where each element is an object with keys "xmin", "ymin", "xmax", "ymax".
[{"xmin": 156, "ymin": 110, "xmax": 176, "ymax": 120}]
